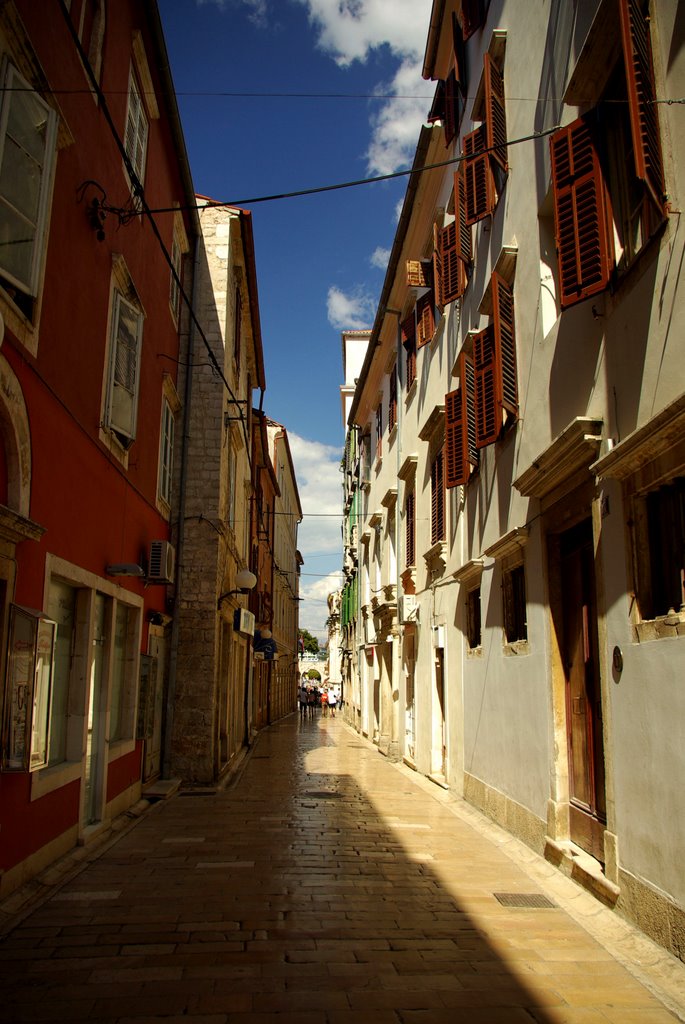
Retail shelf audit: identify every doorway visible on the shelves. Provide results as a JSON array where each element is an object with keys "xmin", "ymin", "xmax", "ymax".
[{"xmin": 559, "ymin": 519, "xmax": 607, "ymax": 860}]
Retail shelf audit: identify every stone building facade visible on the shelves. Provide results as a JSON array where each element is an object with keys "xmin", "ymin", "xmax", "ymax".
[{"xmin": 342, "ymin": 0, "xmax": 685, "ymax": 961}]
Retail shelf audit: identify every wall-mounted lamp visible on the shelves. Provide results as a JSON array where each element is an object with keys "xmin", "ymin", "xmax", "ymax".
[
  {"xmin": 217, "ymin": 568, "xmax": 257, "ymax": 608},
  {"xmin": 106, "ymin": 563, "xmax": 145, "ymax": 577}
]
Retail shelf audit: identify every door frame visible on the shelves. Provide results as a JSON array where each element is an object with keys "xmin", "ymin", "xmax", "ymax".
[{"xmin": 544, "ymin": 478, "xmax": 614, "ymax": 863}]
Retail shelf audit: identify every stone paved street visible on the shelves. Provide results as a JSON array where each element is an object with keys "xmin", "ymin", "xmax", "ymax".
[{"xmin": 1, "ymin": 714, "xmax": 684, "ymax": 1023}]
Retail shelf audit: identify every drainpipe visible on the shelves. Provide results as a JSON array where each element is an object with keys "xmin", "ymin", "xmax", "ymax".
[{"xmin": 162, "ymin": 233, "xmax": 201, "ymax": 780}]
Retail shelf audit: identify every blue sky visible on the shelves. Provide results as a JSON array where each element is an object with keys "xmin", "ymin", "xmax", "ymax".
[{"xmin": 158, "ymin": 0, "xmax": 434, "ymax": 638}]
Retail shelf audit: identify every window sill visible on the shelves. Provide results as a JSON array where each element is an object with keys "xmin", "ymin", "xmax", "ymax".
[
  {"xmin": 99, "ymin": 426, "xmax": 130, "ymax": 469},
  {"xmin": 503, "ymin": 639, "xmax": 530, "ymax": 656},
  {"xmin": 405, "ymin": 379, "xmax": 417, "ymax": 405},
  {"xmin": 423, "ymin": 541, "xmax": 447, "ymax": 565},
  {"xmin": 466, "ymin": 645, "xmax": 483, "ymax": 658},
  {"xmin": 634, "ymin": 613, "xmax": 685, "ymax": 644},
  {"xmin": 31, "ymin": 759, "xmax": 82, "ymax": 802}
]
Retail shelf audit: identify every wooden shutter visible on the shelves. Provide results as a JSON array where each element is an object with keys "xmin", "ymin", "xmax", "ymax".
[
  {"xmin": 433, "ymin": 224, "xmax": 443, "ymax": 313},
  {"xmin": 484, "ymin": 53, "xmax": 507, "ymax": 171},
  {"xmin": 402, "ymin": 312, "xmax": 417, "ymax": 389},
  {"xmin": 445, "ymin": 387, "xmax": 464, "ymax": 489},
  {"xmin": 438, "ymin": 221, "xmax": 464, "ymax": 306},
  {"xmin": 452, "ymin": 12, "xmax": 467, "ymax": 93},
  {"xmin": 550, "ymin": 116, "xmax": 614, "ymax": 309},
  {"xmin": 431, "ymin": 448, "xmax": 445, "ymax": 543},
  {"xmin": 405, "ymin": 490, "xmax": 415, "ymax": 567},
  {"xmin": 446, "ymin": 358, "xmax": 478, "ymax": 489},
  {"xmin": 618, "ymin": 0, "xmax": 665, "ymax": 214},
  {"xmin": 416, "ymin": 291, "xmax": 435, "ymax": 348},
  {"xmin": 460, "ymin": 0, "xmax": 483, "ymax": 40},
  {"xmin": 428, "ymin": 79, "xmax": 445, "ymax": 125},
  {"xmin": 464, "ymin": 125, "xmax": 495, "ymax": 225},
  {"xmin": 444, "ymin": 69, "xmax": 459, "ymax": 146},
  {"xmin": 406, "ymin": 260, "xmax": 430, "ymax": 288},
  {"xmin": 389, "ymin": 366, "xmax": 397, "ymax": 431},
  {"xmin": 453, "ymin": 165, "xmax": 472, "ymax": 267},
  {"xmin": 491, "ymin": 271, "xmax": 518, "ymax": 418},
  {"xmin": 473, "ymin": 325, "xmax": 498, "ymax": 447}
]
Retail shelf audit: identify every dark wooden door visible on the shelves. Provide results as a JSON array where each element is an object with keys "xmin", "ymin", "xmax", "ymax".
[{"xmin": 560, "ymin": 519, "xmax": 606, "ymax": 860}]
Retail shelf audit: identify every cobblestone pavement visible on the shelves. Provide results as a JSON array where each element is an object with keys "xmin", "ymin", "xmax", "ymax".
[{"xmin": 1, "ymin": 713, "xmax": 684, "ymax": 1023}]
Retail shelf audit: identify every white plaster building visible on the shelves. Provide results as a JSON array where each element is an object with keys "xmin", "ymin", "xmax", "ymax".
[{"xmin": 343, "ymin": 0, "xmax": 685, "ymax": 960}]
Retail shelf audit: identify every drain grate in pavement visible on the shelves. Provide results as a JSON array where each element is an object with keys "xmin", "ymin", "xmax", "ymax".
[
  {"xmin": 179, "ymin": 790, "xmax": 217, "ymax": 797},
  {"xmin": 302, "ymin": 791, "xmax": 342, "ymax": 800},
  {"xmin": 494, "ymin": 892, "xmax": 557, "ymax": 909}
]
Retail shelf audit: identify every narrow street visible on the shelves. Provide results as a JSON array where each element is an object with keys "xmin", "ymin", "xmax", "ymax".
[{"xmin": 1, "ymin": 714, "xmax": 683, "ymax": 1024}]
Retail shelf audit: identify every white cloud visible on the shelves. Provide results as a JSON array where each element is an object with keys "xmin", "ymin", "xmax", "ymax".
[
  {"xmin": 327, "ymin": 285, "xmax": 375, "ymax": 330},
  {"xmin": 294, "ymin": 0, "xmax": 429, "ymax": 67},
  {"xmin": 370, "ymin": 246, "xmax": 390, "ymax": 271},
  {"xmin": 287, "ymin": 432, "xmax": 344, "ymax": 640},
  {"xmin": 293, "ymin": 0, "xmax": 433, "ymax": 174}
]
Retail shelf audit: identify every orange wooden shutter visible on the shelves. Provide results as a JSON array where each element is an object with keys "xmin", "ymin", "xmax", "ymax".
[
  {"xmin": 464, "ymin": 125, "xmax": 494, "ymax": 225},
  {"xmin": 550, "ymin": 116, "xmax": 614, "ymax": 309},
  {"xmin": 438, "ymin": 221, "xmax": 463, "ymax": 305},
  {"xmin": 445, "ymin": 387, "xmax": 464, "ymax": 489},
  {"xmin": 431, "ymin": 448, "xmax": 445, "ymax": 543},
  {"xmin": 416, "ymin": 291, "xmax": 435, "ymax": 348},
  {"xmin": 491, "ymin": 271, "xmax": 518, "ymax": 418},
  {"xmin": 405, "ymin": 490, "xmax": 415, "ymax": 567},
  {"xmin": 433, "ymin": 223, "xmax": 444, "ymax": 313},
  {"xmin": 444, "ymin": 69, "xmax": 458, "ymax": 146},
  {"xmin": 446, "ymin": 353, "xmax": 478, "ymax": 488},
  {"xmin": 406, "ymin": 260, "xmax": 429, "ymax": 288},
  {"xmin": 454, "ymin": 165, "xmax": 472, "ymax": 266},
  {"xmin": 618, "ymin": 0, "xmax": 665, "ymax": 214},
  {"xmin": 484, "ymin": 53, "xmax": 507, "ymax": 171},
  {"xmin": 460, "ymin": 0, "xmax": 483, "ymax": 40},
  {"xmin": 473, "ymin": 325, "xmax": 498, "ymax": 447}
]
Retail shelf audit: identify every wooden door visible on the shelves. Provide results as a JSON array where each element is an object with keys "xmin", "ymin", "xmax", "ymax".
[{"xmin": 560, "ymin": 520, "xmax": 606, "ymax": 860}]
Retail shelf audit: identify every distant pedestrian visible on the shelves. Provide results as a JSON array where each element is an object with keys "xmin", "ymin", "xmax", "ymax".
[
  {"xmin": 299, "ymin": 684, "xmax": 308, "ymax": 717},
  {"xmin": 328, "ymin": 689, "xmax": 337, "ymax": 717},
  {"xmin": 307, "ymin": 686, "xmax": 317, "ymax": 718},
  {"xmin": 321, "ymin": 689, "xmax": 329, "ymax": 717}
]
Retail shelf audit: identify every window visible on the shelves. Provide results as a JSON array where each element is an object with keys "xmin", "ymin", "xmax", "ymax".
[
  {"xmin": 158, "ymin": 398, "xmax": 175, "ymax": 507},
  {"xmin": 428, "ymin": 14, "xmax": 467, "ymax": 147},
  {"xmin": 105, "ymin": 288, "xmax": 144, "ymax": 448},
  {"xmin": 431, "ymin": 447, "xmax": 445, "ymax": 544},
  {"xmin": 473, "ymin": 271, "xmax": 518, "ymax": 447},
  {"xmin": 109, "ymin": 602, "xmax": 137, "ymax": 743},
  {"xmin": 234, "ymin": 284, "xmax": 242, "ymax": 376},
  {"xmin": 2, "ymin": 606, "xmax": 56, "ymax": 771},
  {"xmin": 69, "ymin": 0, "xmax": 106, "ymax": 84},
  {"xmin": 170, "ymin": 233, "xmax": 182, "ymax": 321},
  {"xmin": 466, "ymin": 585, "xmax": 482, "ymax": 649},
  {"xmin": 227, "ymin": 444, "xmax": 237, "ymax": 529},
  {"xmin": 124, "ymin": 67, "xmax": 148, "ymax": 188},
  {"xmin": 503, "ymin": 560, "xmax": 527, "ymax": 643},
  {"xmin": 402, "ymin": 312, "xmax": 417, "ymax": 390},
  {"xmin": 46, "ymin": 579, "xmax": 77, "ymax": 767},
  {"xmin": 405, "ymin": 490, "xmax": 416, "ymax": 568},
  {"xmin": 550, "ymin": 0, "xmax": 666, "ymax": 309},
  {"xmin": 388, "ymin": 366, "xmax": 397, "ymax": 432},
  {"xmin": 635, "ymin": 477, "xmax": 685, "ymax": 620},
  {"xmin": 459, "ymin": 0, "xmax": 490, "ymax": 40},
  {"xmin": 446, "ymin": 351, "xmax": 479, "ymax": 488},
  {"xmin": 0, "ymin": 60, "xmax": 58, "ymax": 310},
  {"xmin": 464, "ymin": 52, "xmax": 507, "ymax": 225},
  {"xmin": 375, "ymin": 402, "xmax": 382, "ymax": 461}
]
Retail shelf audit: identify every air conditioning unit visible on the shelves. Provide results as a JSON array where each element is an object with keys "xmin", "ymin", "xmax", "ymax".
[
  {"xmin": 399, "ymin": 594, "xmax": 417, "ymax": 623},
  {"xmin": 148, "ymin": 540, "xmax": 175, "ymax": 584}
]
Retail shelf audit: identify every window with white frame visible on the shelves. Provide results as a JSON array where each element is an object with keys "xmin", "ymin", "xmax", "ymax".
[
  {"xmin": 0, "ymin": 60, "xmax": 58, "ymax": 313},
  {"xmin": 158, "ymin": 398, "xmax": 174, "ymax": 508},
  {"xmin": 169, "ymin": 233, "xmax": 182, "ymax": 321},
  {"xmin": 105, "ymin": 288, "xmax": 143, "ymax": 448},
  {"xmin": 124, "ymin": 66, "xmax": 148, "ymax": 188}
]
